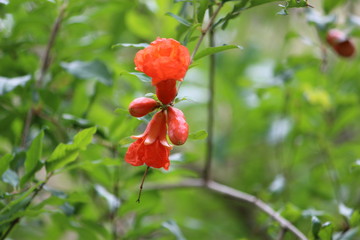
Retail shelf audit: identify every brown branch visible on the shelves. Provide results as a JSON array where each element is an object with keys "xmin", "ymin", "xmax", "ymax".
[
  {"xmin": 146, "ymin": 179, "xmax": 308, "ymax": 240},
  {"xmin": 37, "ymin": 3, "xmax": 67, "ymax": 87},
  {"xmin": 203, "ymin": 4, "xmax": 216, "ymax": 183},
  {"xmin": 190, "ymin": 2, "xmax": 223, "ymax": 61}
]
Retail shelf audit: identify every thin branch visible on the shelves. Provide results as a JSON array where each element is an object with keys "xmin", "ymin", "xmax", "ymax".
[
  {"xmin": 203, "ymin": 4, "xmax": 216, "ymax": 183},
  {"xmin": 37, "ymin": 3, "xmax": 67, "ymax": 87},
  {"xmin": 206, "ymin": 181, "xmax": 308, "ymax": 240},
  {"xmin": 190, "ymin": 2, "xmax": 223, "ymax": 61},
  {"xmin": 146, "ymin": 179, "xmax": 308, "ymax": 240},
  {"xmin": 21, "ymin": 108, "xmax": 33, "ymax": 148}
]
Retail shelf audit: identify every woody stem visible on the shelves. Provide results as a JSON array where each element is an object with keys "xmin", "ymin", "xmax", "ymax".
[
  {"xmin": 136, "ymin": 166, "xmax": 150, "ymax": 203},
  {"xmin": 190, "ymin": 2, "xmax": 223, "ymax": 61},
  {"xmin": 203, "ymin": 5, "xmax": 216, "ymax": 183}
]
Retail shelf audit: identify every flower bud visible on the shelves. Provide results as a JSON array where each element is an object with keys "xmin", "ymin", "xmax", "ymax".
[
  {"xmin": 156, "ymin": 79, "xmax": 177, "ymax": 105},
  {"xmin": 333, "ymin": 40, "xmax": 356, "ymax": 58},
  {"xmin": 129, "ymin": 97, "xmax": 159, "ymax": 117},
  {"xmin": 166, "ymin": 106, "xmax": 189, "ymax": 145}
]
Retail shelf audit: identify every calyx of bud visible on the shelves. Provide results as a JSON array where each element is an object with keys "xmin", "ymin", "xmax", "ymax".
[
  {"xmin": 128, "ymin": 97, "xmax": 159, "ymax": 117},
  {"xmin": 166, "ymin": 106, "xmax": 189, "ymax": 145}
]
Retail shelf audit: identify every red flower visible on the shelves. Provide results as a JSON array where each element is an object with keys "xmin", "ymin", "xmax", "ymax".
[
  {"xmin": 125, "ymin": 111, "xmax": 172, "ymax": 170},
  {"xmin": 134, "ymin": 38, "xmax": 190, "ymax": 85}
]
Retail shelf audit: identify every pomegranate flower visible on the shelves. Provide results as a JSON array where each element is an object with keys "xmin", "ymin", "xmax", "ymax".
[
  {"xmin": 134, "ymin": 38, "xmax": 190, "ymax": 86},
  {"xmin": 125, "ymin": 111, "xmax": 172, "ymax": 170}
]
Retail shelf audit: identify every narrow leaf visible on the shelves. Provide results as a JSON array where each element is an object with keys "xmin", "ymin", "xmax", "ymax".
[
  {"xmin": 194, "ymin": 45, "xmax": 242, "ymax": 61},
  {"xmin": 0, "ymin": 153, "xmax": 13, "ymax": 177},
  {"xmin": 46, "ymin": 127, "xmax": 97, "ymax": 173},
  {"xmin": 166, "ymin": 12, "xmax": 192, "ymax": 26},
  {"xmin": 189, "ymin": 130, "xmax": 208, "ymax": 140},
  {"xmin": 112, "ymin": 43, "xmax": 149, "ymax": 48}
]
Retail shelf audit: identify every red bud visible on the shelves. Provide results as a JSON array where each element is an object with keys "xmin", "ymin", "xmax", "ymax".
[
  {"xmin": 129, "ymin": 97, "xmax": 159, "ymax": 117},
  {"xmin": 333, "ymin": 40, "xmax": 356, "ymax": 58},
  {"xmin": 155, "ymin": 79, "xmax": 177, "ymax": 105},
  {"xmin": 167, "ymin": 106, "xmax": 189, "ymax": 145}
]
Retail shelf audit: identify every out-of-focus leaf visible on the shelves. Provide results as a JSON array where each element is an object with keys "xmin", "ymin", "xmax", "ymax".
[
  {"xmin": 0, "ymin": 75, "xmax": 31, "ymax": 95},
  {"xmin": 162, "ymin": 220, "xmax": 186, "ymax": 240},
  {"xmin": 280, "ymin": 203, "xmax": 301, "ymax": 222},
  {"xmin": 339, "ymin": 203, "xmax": 353, "ymax": 220},
  {"xmin": 166, "ymin": 12, "xmax": 191, "ymax": 26},
  {"xmin": 306, "ymin": 9, "xmax": 336, "ymax": 31},
  {"xmin": 2, "ymin": 169, "xmax": 19, "ymax": 187},
  {"xmin": 194, "ymin": 45, "xmax": 242, "ymax": 61},
  {"xmin": 20, "ymin": 131, "xmax": 44, "ymax": 187},
  {"xmin": 188, "ymin": 130, "xmax": 208, "ymax": 140},
  {"xmin": 0, "ymin": 153, "xmax": 13, "ymax": 177},
  {"xmin": 350, "ymin": 211, "xmax": 360, "ymax": 227},
  {"xmin": 312, "ymin": 216, "xmax": 321, "ymax": 239},
  {"xmin": 323, "ymin": 0, "xmax": 347, "ymax": 14},
  {"xmin": 112, "ymin": 43, "xmax": 149, "ymax": 48},
  {"xmin": 0, "ymin": 0, "xmax": 9, "ymax": 5},
  {"xmin": 319, "ymin": 222, "xmax": 334, "ymax": 240},
  {"xmin": 46, "ymin": 127, "xmax": 97, "ymax": 173},
  {"xmin": 62, "ymin": 114, "xmax": 92, "ymax": 127},
  {"xmin": 61, "ymin": 60, "xmax": 113, "ymax": 86},
  {"xmin": 94, "ymin": 185, "xmax": 120, "ymax": 211}
]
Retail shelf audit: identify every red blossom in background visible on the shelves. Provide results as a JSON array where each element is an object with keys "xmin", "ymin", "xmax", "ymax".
[
  {"xmin": 326, "ymin": 29, "xmax": 356, "ymax": 58},
  {"xmin": 125, "ymin": 111, "xmax": 172, "ymax": 170}
]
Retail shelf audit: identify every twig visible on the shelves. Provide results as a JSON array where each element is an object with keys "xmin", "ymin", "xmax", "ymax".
[
  {"xmin": 136, "ymin": 166, "xmax": 150, "ymax": 203},
  {"xmin": 110, "ymin": 146, "xmax": 120, "ymax": 240},
  {"xmin": 37, "ymin": 3, "xmax": 67, "ymax": 87},
  {"xmin": 203, "ymin": 4, "xmax": 216, "ymax": 183},
  {"xmin": 21, "ymin": 108, "xmax": 33, "ymax": 148},
  {"xmin": 146, "ymin": 179, "xmax": 308, "ymax": 240},
  {"xmin": 190, "ymin": 2, "xmax": 223, "ymax": 61},
  {"xmin": 206, "ymin": 181, "xmax": 308, "ymax": 240}
]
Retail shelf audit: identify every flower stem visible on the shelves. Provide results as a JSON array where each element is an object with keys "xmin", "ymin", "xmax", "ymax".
[{"xmin": 136, "ymin": 166, "xmax": 150, "ymax": 203}]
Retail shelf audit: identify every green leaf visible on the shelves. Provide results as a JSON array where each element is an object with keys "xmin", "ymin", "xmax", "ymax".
[
  {"xmin": 112, "ymin": 43, "xmax": 149, "ymax": 48},
  {"xmin": 0, "ymin": 75, "xmax": 31, "ymax": 95},
  {"xmin": 350, "ymin": 210, "xmax": 360, "ymax": 227},
  {"xmin": 194, "ymin": 45, "xmax": 242, "ymax": 61},
  {"xmin": 0, "ymin": 153, "xmax": 13, "ymax": 177},
  {"xmin": 162, "ymin": 220, "xmax": 186, "ymax": 240},
  {"xmin": 189, "ymin": 130, "xmax": 208, "ymax": 140},
  {"xmin": 20, "ymin": 131, "xmax": 44, "ymax": 187},
  {"xmin": 312, "ymin": 216, "xmax": 321, "ymax": 239},
  {"xmin": 46, "ymin": 127, "xmax": 97, "ymax": 173},
  {"xmin": 61, "ymin": 60, "xmax": 113, "ymax": 86},
  {"xmin": 124, "ymin": 72, "xmax": 151, "ymax": 83},
  {"xmin": 166, "ymin": 12, "xmax": 192, "ymax": 27},
  {"xmin": 319, "ymin": 222, "xmax": 334, "ymax": 240}
]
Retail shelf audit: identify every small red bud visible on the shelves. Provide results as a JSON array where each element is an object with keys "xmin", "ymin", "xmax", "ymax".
[
  {"xmin": 167, "ymin": 106, "xmax": 189, "ymax": 145},
  {"xmin": 129, "ymin": 97, "xmax": 159, "ymax": 117},
  {"xmin": 155, "ymin": 79, "xmax": 177, "ymax": 105}
]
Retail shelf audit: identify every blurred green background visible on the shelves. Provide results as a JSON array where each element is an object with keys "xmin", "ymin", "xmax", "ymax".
[{"xmin": 0, "ymin": 0, "xmax": 360, "ymax": 239}]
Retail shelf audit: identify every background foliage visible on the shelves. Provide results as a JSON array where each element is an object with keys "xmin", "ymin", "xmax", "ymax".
[{"xmin": 0, "ymin": 0, "xmax": 360, "ymax": 239}]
